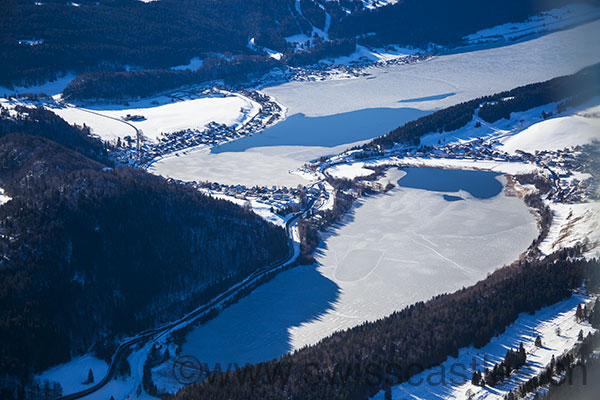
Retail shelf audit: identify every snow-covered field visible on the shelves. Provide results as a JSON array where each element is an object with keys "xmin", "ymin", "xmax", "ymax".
[
  {"xmin": 179, "ymin": 168, "xmax": 537, "ymax": 367},
  {"xmin": 372, "ymin": 292, "xmax": 596, "ymax": 400},
  {"xmin": 498, "ymin": 105, "xmax": 600, "ymax": 155},
  {"xmin": 0, "ymin": 73, "xmax": 76, "ymax": 96},
  {"xmin": 36, "ymin": 355, "xmax": 108, "ymax": 396},
  {"xmin": 51, "ymin": 93, "xmax": 259, "ymax": 143},
  {"xmin": 328, "ymin": 162, "xmax": 376, "ymax": 179},
  {"xmin": 50, "ymin": 105, "xmax": 138, "ymax": 141}
]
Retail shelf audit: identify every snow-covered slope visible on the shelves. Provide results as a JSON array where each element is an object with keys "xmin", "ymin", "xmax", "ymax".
[
  {"xmin": 373, "ymin": 292, "xmax": 596, "ymax": 400},
  {"xmin": 0, "ymin": 73, "xmax": 76, "ymax": 97},
  {"xmin": 499, "ymin": 105, "xmax": 600, "ymax": 155},
  {"xmin": 541, "ymin": 202, "xmax": 600, "ymax": 260},
  {"xmin": 36, "ymin": 355, "xmax": 108, "ymax": 395}
]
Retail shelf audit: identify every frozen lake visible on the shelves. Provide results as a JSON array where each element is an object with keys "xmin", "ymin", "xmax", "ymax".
[
  {"xmin": 152, "ymin": 20, "xmax": 600, "ymax": 187},
  {"xmin": 181, "ymin": 167, "xmax": 538, "ymax": 366},
  {"xmin": 264, "ymin": 20, "xmax": 600, "ymax": 117}
]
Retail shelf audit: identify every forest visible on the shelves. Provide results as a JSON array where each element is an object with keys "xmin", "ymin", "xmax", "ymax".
[
  {"xmin": 0, "ymin": 103, "xmax": 110, "ymax": 163},
  {"xmin": 1, "ymin": 0, "xmax": 584, "ymax": 87},
  {"xmin": 0, "ymin": 114, "xmax": 289, "ymax": 386},
  {"xmin": 366, "ymin": 63, "xmax": 600, "ymax": 150},
  {"xmin": 61, "ymin": 55, "xmax": 282, "ymax": 100},
  {"xmin": 170, "ymin": 250, "xmax": 600, "ymax": 400},
  {"xmin": 332, "ymin": 0, "xmax": 578, "ymax": 47}
]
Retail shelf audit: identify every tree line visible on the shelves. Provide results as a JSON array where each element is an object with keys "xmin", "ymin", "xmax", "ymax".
[{"xmin": 366, "ymin": 63, "xmax": 600, "ymax": 150}]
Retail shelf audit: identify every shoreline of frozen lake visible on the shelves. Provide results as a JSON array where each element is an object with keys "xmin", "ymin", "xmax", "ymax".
[
  {"xmin": 177, "ymin": 167, "xmax": 538, "ymax": 369},
  {"xmin": 152, "ymin": 20, "xmax": 600, "ymax": 187}
]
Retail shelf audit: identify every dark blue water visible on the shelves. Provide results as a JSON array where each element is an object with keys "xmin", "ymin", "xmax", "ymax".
[
  {"xmin": 397, "ymin": 167, "xmax": 503, "ymax": 199},
  {"xmin": 212, "ymin": 107, "xmax": 426, "ymax": 153}
]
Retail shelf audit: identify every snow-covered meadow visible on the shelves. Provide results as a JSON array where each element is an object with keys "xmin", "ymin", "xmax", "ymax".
[
  {"xmin": 0, "ymin": 73, "xmax": 76, "ymax": 97},
  {"xmin": 51, "ymin": 93, "xmax": 260, "ymax": 143},
  {"xmin": 36, "ymin": 355, "xmax": 108, "ymax": 395}
]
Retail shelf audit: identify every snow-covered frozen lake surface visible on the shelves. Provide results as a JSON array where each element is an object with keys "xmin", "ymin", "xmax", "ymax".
[
  {"xmin": 153, "ymin": 20, "xmax": 600, "ymax": 187},
  {"xmin": 151, "ymin": 106, "xmax": 425, "ymax": 186},
  {"xmin": 212, "ymin": 107, "xmax": 425, "ymax": 152},
  {"xmin": 150, "ymin": 142, "xmax": 358, "ymax": 187},
  {"xmin": 263, "ymin": 20, "xmax": 600, "ymax": 118},
  {"xmin": 180, "ymin": 168, "xmax": 538, "ymax": 367}
]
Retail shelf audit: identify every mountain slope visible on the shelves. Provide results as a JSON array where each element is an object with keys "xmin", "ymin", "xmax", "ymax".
[{"xmin": 0, "ymin": 128, "xmax": 288, "ymax": 382}]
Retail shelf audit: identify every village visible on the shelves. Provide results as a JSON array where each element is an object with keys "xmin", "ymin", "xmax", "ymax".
[{"xmin": 108, "ymin": 88, "xmax": 285, "ymax": 168}]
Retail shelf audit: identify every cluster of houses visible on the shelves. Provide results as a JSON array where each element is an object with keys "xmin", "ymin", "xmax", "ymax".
[
  {"xmin": 112, "ymin": 89, "xmax": 284, "ymax": 167},
  {"xmin": 320, "ymin": 131, "xmax": 597, "ymax": 208},
  {"xmin": 419, "ymin": 141, "xmax": 597, "ymax": 203},
  {"xmin": 187, "ymin": 180, "xmax": 322, "ymax": 216},
  {"xmin": 535, "ymin": 144, "xmax": 598, "ymax": 203},
  {"xmin": 192, "ymin": 182, "xmax": 320, "ymax": 204}
]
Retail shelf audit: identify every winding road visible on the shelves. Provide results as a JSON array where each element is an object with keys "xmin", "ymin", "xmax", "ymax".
[{"xmin": 56, "ymin": 196, "xmax": 316, "ymax": 400}]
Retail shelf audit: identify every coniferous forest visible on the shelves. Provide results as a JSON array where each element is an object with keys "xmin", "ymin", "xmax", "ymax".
[
  {"xmin": 0, "ymin": 112, "xmax": 288, "ymax": 383},
  {"xmin": 1, "ymin": 0, "xmax": 583, "ymax": 88}
]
